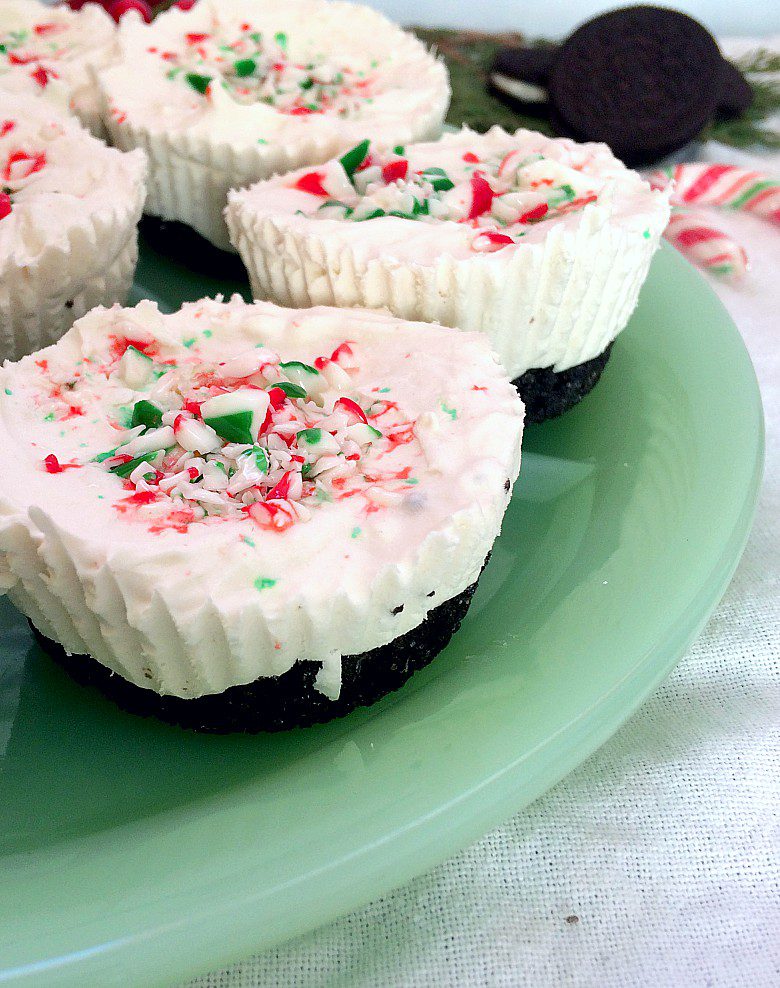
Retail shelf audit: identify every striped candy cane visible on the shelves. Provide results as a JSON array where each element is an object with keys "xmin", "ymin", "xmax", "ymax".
[
  {"xmin": 663, "ymin": 208, "xmax": 748, "ymax": 279},
  {"xmin": 650, "ymin": 164, "xmax": 780, "ymax": 224}
]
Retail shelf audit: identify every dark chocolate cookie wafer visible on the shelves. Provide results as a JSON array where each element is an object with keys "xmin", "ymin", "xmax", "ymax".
[
  {"xmin": 32, "ymin": 568, "xmax": 485, "ymax": 734},
  {"xmin": 550, "ymin": 6, "xmax": 724, "ymax": 165},
  {"xmin": 491, "ymin": 6, "xmax": 753, "ymax": 166}
]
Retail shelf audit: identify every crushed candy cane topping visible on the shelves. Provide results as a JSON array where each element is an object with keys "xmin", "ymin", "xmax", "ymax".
[
  {"xmin": 0, "ymin": 119, "xmax": 50, "ymax": 218},
  {"xmin": 156, "ymin": 22, "xmax": 379, "ymax": 116},
  {"xmin": 294, "ymin": 139, "xmax": 600, "ymax": 251},
  {"xmin": 0, "ymin": 16, "xmax": 87, "ymax": 91},
  {"xmin": 36, "ymin": 332, "xmax": 425, "ymax": 534}
]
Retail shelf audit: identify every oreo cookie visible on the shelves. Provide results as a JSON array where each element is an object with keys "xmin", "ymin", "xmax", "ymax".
[
  {"xmin": 31, "ymin": 568, "xmax": 484, "ymax": 734},
  {"xmin": 490, "ymin": 5, "xmax": 752, "ymax": 166}
]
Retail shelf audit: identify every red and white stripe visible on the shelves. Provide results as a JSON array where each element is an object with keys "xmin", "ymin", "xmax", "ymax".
[
  {"xmin": 650, "ymin": 164, "xmax": 780, "ymax": 224},
  {"xmin": 663, "ymin": 209, "xmax": 748, "ymax": 279}
]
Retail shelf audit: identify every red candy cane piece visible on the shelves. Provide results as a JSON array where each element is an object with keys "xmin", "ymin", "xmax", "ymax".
[
  {"xmin": 335, "ymin": 396, "xmax": 368, "ymax": 424},
  {"xmin": 0, "ymin": 193, "xmax": 11, "ymax": 220},
  {"xmin": 664, "ymin": 209, "xmax": 748, "ymax": 279},
  {"xmin": 472, "ymin": 231, "xmax": 514, "ymax": 253},
  {"xmin": 293, "ymin": 171, "xmax": 330, "ymax": 197},
  {"xmin": 467, "ymin": 172, "xmax": 496, "ymax": 220},
  {"xmin": 382, "ymin": 159, "xmax": 408, "ymax": 184},
  {"xmin": 2, "ymin": 151, "xmax": 46, "ymax": 183}
]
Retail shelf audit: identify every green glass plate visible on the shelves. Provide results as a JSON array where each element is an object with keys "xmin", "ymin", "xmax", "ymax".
[{"xmin": 0, "ymin": 235, "xmax": 763, "ymax": 986}]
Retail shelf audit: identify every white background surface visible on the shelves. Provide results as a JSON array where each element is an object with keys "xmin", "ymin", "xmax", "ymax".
[{"xmin": 367, "ymin": 0, "xmax": 779, "ymax": 39}]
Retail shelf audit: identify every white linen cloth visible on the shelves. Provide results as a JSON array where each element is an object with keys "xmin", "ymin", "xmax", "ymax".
[{"xmin": 190, "ymin": 50, "xmax": 779, "ymax": 988}]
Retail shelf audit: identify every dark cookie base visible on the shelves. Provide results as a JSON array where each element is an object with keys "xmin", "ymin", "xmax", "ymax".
[
  {"xmin": 31, "ymin": 575, "xmax": 481, "ymax": 734},
  {"xmin": 513, "ymin": 344, "xmax": 612, "ymax": 424}
]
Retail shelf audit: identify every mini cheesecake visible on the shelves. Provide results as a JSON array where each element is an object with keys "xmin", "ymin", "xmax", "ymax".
[
  {"xmin": 0, "ymin": 93, "xmax": 147, "ymax": 361},
  {"xmin": 0, "ymin": 297, "xmax": 523, "ymax": 732},
  {"xmin": 227, "ymin": 126, "xmax": 671, "ymax": 421},
  {"xmin": 0, "ymin": 0, "xmax": 117, "ymax": 135},
  {"xmin": 98, "ymin": 0, "xmax": 450, "ymax": 251}
]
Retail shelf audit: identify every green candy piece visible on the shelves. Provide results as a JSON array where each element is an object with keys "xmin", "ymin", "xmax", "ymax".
[
  {"xmin": 130, "ymin": 399, "xmax": 163, "ymax": 432},
  {"xmin": 412, "ymin": 198, "xmax": 429, "ymax": 216},
  {"xmin": 203, "ymin": 411, "xmax": 255, "ymax": 445},
  {"xmin": 280, "ymin": 360, "xmax": 319, "ymax": 377},
  {"xmin": 422, "ymin": 167, "xmax": 454, "ymax": 192},
  {"xmin": 243, "ymin": 446, "xmax": 269, "ymax": 473},
  {"xmin": 93, "ymin": 447, "xmax": 118, "ymax": 463},
  {"xmin": 355, "ymin": 207, "xmax": 386, "ymax": 222},
  {"xmin": 339, "ymin": 139, "xmax": 370, "ymax": 180},
  {"xmin": 110, "ymin": 452, "xmax": 161, "ymax": 479},
  {"xmin": 297, "ymin": 427, "xmax": 322, "ymax": 446},
  {"xmin": 272, "ymin": 381, "xmax": 307, "ymax": 400},
  {"xmin": 234, "ymin": 58, "xmax": 256, "ymax": 77},
  {"xmin": 185, "ymin": 72, "xmax": 212, "ymax": 95}
]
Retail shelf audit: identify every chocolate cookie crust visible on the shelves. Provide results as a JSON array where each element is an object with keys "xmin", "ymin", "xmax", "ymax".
[
  {"xmin": 31, "ymin": 572, "xmax": 483, "ymax": 734},
  {"xmin": 513, "ymin": 344, "xmax": 613, "ymax": 423}
]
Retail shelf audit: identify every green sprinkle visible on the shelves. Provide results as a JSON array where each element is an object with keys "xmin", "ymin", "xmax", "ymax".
[
  {"xmin": 254, "ymin": 576, "xmax": 277, "ymax": 591},
  {"xmin": 405, "ymin": 478, "xmax": 419, "ymax": 485},
  {"xmin": 422, "ymin": 167, "xmax": 454, "ymax": 192},
  {"xmin": 44, "ymin": 412, "xmax": 55, "ymax": 422},
  {"xmin": 130, "ymin": 399, "xmax": 163, "ymax": 431},
  {"xmin": 339, "ymin": 139, "xmax": 370, "ymax": 180},
  {"xmin": 110, "ymin": 452, "xmax": 161, "ymax": 479},
  {"xmin": 185, "ymin": 72, "xmax": 212, "ymax": 95},
  {"xmin": 97, "ymin": 495, "xmax": 104, "ymax": 500},
  {"xmin": 280, "ymin": 360, "xmax": 319, "ymax": 376},
  {"xmin": 351, "ymin": 526, "xmax": 362, "ymax": 539},
  {"xmin": 316, "ymin": 487, "xmax": 332, "ymax": 503},
  {"xmin": 643, "ymin": 229, "xmax": 651, "ymax": 239},
  {"xmin": 3, "ymin": 388, "xmax": 11, "ymax": 396},
  {"xmin": 441, "ymin": 403, "xmax": 458, "ymax": 420},
  {"xmin": 378, "ymin": 387, "xmax": 391, "ymax": 393},
  {"xmin": 297, "ymin": 427, "xmax": 322, "ymax": 446},
  {"xmin": 393, "ymin": 145, "xmax": 405, "ymax": 155},
  {"xmin": 257, "ymin": 138, "xmax": 268, "ymax": 145},
  {"xmin": 203, "ymin": 329, "xmax": 213, "ymax": 338},
  {"xmin": 241, "ymin": 535, "xmax": 256, "ymax": 548},
  {"xmin": 272, "ymin": 381, "xmax": 307, "ymax": 400},
  {"xmin": 234, "ymin": 57, "xmax": 256, "ymax": 77},
  {"xmin": 274, "ymin": 31, "xmax": 287, "ymax": 49},
  {"xmin": 183, "ymin": 338, "xmax": 196, "ymax": 349}
]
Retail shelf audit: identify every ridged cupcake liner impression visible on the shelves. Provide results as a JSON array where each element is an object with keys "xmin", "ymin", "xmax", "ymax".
[
  {"xmin": 226, "ymin": 126, "xmax": 671, "ymax": 389},
  {"xmin": 0, "ymin": 94, "xmax": 147, "ymax": 362},
  {"xmin": 0, "ymin": 0, "xmax": 118, "ymax": 136},
  {"xmin": 97, "ymin": 0, "xmax": 450, "ymax": 251},
  {"xmin": 0, "ymin": 297, "xmax": 523, "ymax": 722}
]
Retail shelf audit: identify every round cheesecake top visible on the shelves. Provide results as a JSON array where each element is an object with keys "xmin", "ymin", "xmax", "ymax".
[
  {"xmin": 0, "ymin": 0, "xmax": 116, "ymax": 124},
  {"xmin": 0, "ymin": 93, "xmax": 147, "ymax": 274},
  {"xmin": 0, "ymin": 298, "xmax": 523, "ymax": 692},
  {"xmin": 229, "ymin": 126, "xmax": 670, "ymax": 264},
  {"xmin": 99, "ymin": 0, "xmax": 449, "ymax": 154}
]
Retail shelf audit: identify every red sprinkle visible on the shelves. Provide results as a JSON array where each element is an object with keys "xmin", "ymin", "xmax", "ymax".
[
  {"xmin": 0, "ymin": 193, "xmax": 11, "ymax": 221},
  {"xmin": 31, "ymin": 66, "xmax": 55, "ymax": 89},
  {"xmin": 463, "ymin": 152, "xmax": 480, "ymax": 163},
  {"xmin": 44, "ymin": 454, "xmax": 80, "ymax": 474},
  {"xmin": 467, "ymin": 172, "xmax": 496, "ymax": 220},
  {"xmin": 293, "ymin": 171, "xmax": 330, "ymax": 197},
  {"xmin": 382, "ymin": 159, "xmax": 408, "ymax": 184},
  {"xmin": 330, "ymin": 342, "xmax": 354, "ymax": 364},
  {"xmin": 267, "ymin": 386, "xmax": 287, "ymax": 410},
  {"xmin": 0, "ymin": 121, "xmax": 15, "ymax": 137},
  {"xmin": 185, "ymin": 32, "xmax": 209, "ymax": 44},
  {"xmin": 123, "ymin": 490, "xmax": 157, "ymax": 506},
  {"xmin": 335, "ymin": 396, "xmax": 367, "ymax": 424},
  {"xmin": 519, "ymin": 202, "xmax": 549, "ymax": 224},
  {"xmin": 3, "ymin": 150, "xmax": 47, "ymax": 183},
  {"xmin": 33, "ymin": 23, "xmax": 63, "ymax": 36},
  {"xmin": 267, "ymin": 471, "xmax": 292, "ymax": 501},
  {"xmin": 314, "ymin": 356, "xmax": 329, "ymax": 370}
]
